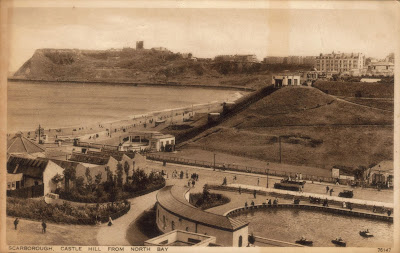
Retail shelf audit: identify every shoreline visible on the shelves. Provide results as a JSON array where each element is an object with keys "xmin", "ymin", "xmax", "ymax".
[
  {"xmin": 7, "ymin": 77, "xmax": 255, "ymax": 92},
  {"xmin": 6, "ymin": 100, "xmax": 227, "ymax": 141}
]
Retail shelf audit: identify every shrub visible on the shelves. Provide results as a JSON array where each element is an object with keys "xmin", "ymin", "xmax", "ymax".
[{"xmin": 7, "ymin": 197, "xmax": 130, "ymax": 225}]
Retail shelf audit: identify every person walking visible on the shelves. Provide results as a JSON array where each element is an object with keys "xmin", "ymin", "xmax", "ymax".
[
  {"xmin": 326, "ymin": 186, "xmax": 330, "ymax": 194},
  {"xmin": 245, "ymin": 201, "xmax": 248, "ymax": 208},
  {"xmin": 330, "ymin": 188, "xmax": 334, "ymax": 196},
  {"xmin": 257, "ymin": 178, "xmax": 260, "ymax": 186},
  {"xmin": 251, "ymin": 200, "xmax": 255, "ymax": 207},
  {"xmin": 239, "ymin": 186, "xmax": 241, "ymax": 194},
  {"xmin": 108, "ymin": 216, "xmax": 113, "ymax": 226},
  {"xmin": 253, "ymin": 189, "xmax": 257, "ymax": 199},
  {"xmin": 14, "ymin": 218, "xmax": 19, "ymax": 230},
  {"xmin": 41, "ymin": 221, "xmax": 47, "ymax": 233},
  {"xmin": 192, "ymin": 180, "xmax": 195, "ymax": 187}
]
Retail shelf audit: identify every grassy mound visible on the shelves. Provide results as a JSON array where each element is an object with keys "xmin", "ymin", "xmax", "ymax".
[{"xmin": 186, "ymin": 86, "xmax": 393, "ymax": 170}]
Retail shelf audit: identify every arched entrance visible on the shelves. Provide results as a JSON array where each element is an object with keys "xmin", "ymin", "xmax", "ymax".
[{"xmin": 238, "ymin": 235, "xmax": 243, "ymax": 247}]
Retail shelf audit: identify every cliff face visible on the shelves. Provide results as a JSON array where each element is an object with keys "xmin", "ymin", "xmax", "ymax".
[{"xmin": 13, "ymin": 48, "xmax": 312, "ymax": 88}]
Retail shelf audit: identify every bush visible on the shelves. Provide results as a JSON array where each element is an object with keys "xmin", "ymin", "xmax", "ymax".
[{"xmin": 7, "ymin": 197, "xmax": 130, "ymax": 225}]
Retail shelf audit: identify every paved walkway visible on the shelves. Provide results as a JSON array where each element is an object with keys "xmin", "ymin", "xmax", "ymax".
[
  {"xmin": 96, "ymin": 190, "xmax": 159, "ymax": 246},
  {"xmin": 204, "ymin": 186, "xmax": 393, "ymax": 217},
  {"xmin": 148, "ymin": 160, "xmax": 393, "ymax": 203}
]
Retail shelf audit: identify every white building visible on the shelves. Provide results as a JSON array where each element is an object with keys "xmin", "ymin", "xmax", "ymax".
[
  {"xmin": 156, "ymin": 186, "xmax": 249, "ymax": 247},
  {"xmin": 272, "ymin": 75, "xmax": 301, "ymax": 87},
  {"xmin": 7, "ymin": 156, "xmax": 64, "ymax": 196},
  {"xmin": 367, "ymin": 62, "xmax": 394, "ymax": 76},
  {"xmin": 126, "ymin": 131, "xmax": 176, "ymax": 152},
  {"xmin": 315, "ymin": 52, "xmax": 365, "ymax": 75}
]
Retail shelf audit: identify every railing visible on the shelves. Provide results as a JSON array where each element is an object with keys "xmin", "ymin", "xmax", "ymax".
[
  {"xmin": 146, "ymin": 153, "xmax": 339, "ymax": 184},
  {"xmin": 225, "ymin": 203, "xmax": 393, "ymax": 223}
]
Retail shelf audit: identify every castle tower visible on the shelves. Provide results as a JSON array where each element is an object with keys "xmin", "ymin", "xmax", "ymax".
[{"xmin": 136, "ymin": 41, "xmax": 144, "ymax": 50}]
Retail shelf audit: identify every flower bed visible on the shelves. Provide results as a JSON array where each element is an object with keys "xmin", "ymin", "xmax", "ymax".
[
  {"xmin": 56, "ymin": 179, "xmax": 165, "ymax": 203},
  {"xmin": 7, "ymin": 197, "xmax": 130, "ymax": 225},
  {"xmin": 189, "ymin": 192, "xmax": 230, "ymax": 210}
]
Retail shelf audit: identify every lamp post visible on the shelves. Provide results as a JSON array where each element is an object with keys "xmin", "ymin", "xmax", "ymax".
[{"xmin": 267, "ymin": 168, "xmax": 270, "ymax": 188}]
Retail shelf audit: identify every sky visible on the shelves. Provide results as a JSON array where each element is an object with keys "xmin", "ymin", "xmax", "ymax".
[{"xmin": 7, "ymin": 6, "xmax": 397, "ymax": 72}]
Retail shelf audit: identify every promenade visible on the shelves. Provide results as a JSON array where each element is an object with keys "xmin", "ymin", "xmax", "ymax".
[{"xmin": 6, "ymin": 159, "xmax": 393, "ymax": 246}]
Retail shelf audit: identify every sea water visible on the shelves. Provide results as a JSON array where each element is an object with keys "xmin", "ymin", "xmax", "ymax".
[{"xmin": 7, "ymin": 81, "xmax": 243, "ymax": 132}]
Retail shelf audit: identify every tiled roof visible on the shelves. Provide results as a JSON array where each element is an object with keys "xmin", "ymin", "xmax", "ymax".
[
  {"xmin": 7, "ymin": 133, "xmax": 45, "ymax": 154},
  {"xmin": 49, "ymin": 159, "xmax": 82, "ymax": 170},
  {"xmin": 7, "ymin": 155, "xmax": 49, "ymax": 178},
  {"xmin": 157, "ymin": 185, "xmax": 248, "ymax": 231},
  {"xmin": 69, "ymin": 153, "xmax": 110, "ymax": 165}
]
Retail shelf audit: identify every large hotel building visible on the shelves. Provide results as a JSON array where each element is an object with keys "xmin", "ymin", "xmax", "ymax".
[{"xmin": 315, "ymin": 52, "xmax": 365, "ymax": 75}]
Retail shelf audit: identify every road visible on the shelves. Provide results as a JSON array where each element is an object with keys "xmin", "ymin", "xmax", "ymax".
[{"xmin": 6, "ymin": 159, "xmax": 393, "ymax": 246}]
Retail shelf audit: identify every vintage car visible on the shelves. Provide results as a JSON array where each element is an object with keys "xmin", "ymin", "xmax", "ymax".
[{"xmin": 338, "ymin": 190, "xmax": 354, "ymax": 198}]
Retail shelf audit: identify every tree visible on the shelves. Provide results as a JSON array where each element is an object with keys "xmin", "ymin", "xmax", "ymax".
[
  {"xmin": 75, "ymin": 176, "xmax": 85, "ymax": 193},
  {"xmin": 63, "ymin": 166, "xmax": 76, "ymax": 192},
  {"xmin": 124, "ymin": 161, "xmax": 130, "ymax": 184},
  {"xmin": 85, "ymin": 167, "xmax": 93, "ymax": 188},
  {"xmin": 94, "ymin": 172, "xmax": 102, "ymax": 187},
  {"xmin": 117, "ymin": 162, "xmax": 124, "ymax": 188}
]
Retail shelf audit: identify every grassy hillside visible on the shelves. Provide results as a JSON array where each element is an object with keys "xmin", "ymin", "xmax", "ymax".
[
  {"xmin": 13, "ymin": 48, "xmax": 312, "ymax": 89},
  {"xmin": 314, "ymin": 80, "xmax": 394, "ymax": 98},
  {"xmin": 183, "ymin": 86, "xmax": 393, "ymax": 170}
]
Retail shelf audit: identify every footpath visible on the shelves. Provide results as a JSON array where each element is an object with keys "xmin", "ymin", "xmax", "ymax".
[{"xmin": 96, "ymin": 190, "xmax": 159, "ymax": 246}]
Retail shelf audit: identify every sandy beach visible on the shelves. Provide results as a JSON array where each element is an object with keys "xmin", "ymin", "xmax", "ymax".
[{"xmin": 7, "ymin": 101, "xmax": 223, "ymax": 145}]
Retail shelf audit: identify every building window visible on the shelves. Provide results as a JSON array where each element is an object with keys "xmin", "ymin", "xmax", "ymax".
[{"xmin": 171, "ymin": 221, "xmax": 175, "ymax": 230}]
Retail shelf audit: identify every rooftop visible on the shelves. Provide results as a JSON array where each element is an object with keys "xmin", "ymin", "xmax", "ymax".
[
  {"xmin": 370, "ymin": 160, "xmax": 393, "ymax": 174},
  {"xmin": 7, "ymin": 132, "xmax": 46, "ymax": 154},
  {"xmin": 7, "ymin": 155, "xmax": 49, "ymax": 178},
  {"xmin": 69, "ymin": 153, "xmax": 111, "ymax": 165},
  {"xmin": 157, "ymin": 185, "xmax": 248, "ymax": 232}
]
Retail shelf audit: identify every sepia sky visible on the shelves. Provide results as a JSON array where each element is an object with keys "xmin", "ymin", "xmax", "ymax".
[{"xmin": 8, "ymin": 6, "xmax": 397, "ymax": 71}]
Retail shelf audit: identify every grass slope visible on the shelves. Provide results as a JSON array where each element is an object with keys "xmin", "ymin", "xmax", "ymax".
[{"xmin": 186, "ymin": 86, "xmax": 393, "ymax": 170}]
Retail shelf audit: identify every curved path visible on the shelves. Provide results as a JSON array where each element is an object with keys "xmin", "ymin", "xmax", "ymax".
[{"xmin": 96, "ymin": 190, "xmax": 159, "ymax": 246}]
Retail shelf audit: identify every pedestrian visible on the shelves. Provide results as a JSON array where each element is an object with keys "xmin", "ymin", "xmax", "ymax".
[
  {"xmin": 299, "ymin": 173, "xmax": 302, "ymax": 180},
  {"xmin": 275, "ymin": 197, "xmax": 279, "ymax": 205},
  {"xmin": 108, "ymin": 216, "xmax": 113, "ymax": 226},
  {"xmin": 253, "ymin": 189, "xmax": 257, "ymax": 199},
  {"xmin": 239, "ymin": 186, "xmax": 241, "ymax": 194},
  {"xmin": 245, "ymin": 201, "xmax": 248, "ymax": 208},
  {"xmin": 257, "ymin": 178, "xmax": 260, "ymax": 186},
  {"xmin": 387, "ymin": 210, "xmax": 392, "ymax": 216},
  {"xmin": 326, "ymin": 186, "xmax": 329, "ymax": 193},
  {"xmin": 192, "ymin": 180, "xmax": 195, "ymax": 187},
  {"xmin": 251, "ymin": 200, "xmax": 255, "ymax": 207},
  {"xmin": 41, "ymin": 220, "xmax": 47, "ymax": 233},
  {"xmin": 188, "ymin": 181, "xmax": 191, "ymax": 187},
  {"xmin": 343, "ymin": 202, "xmax": 347, "ymax": 208},
  {"xmin": 14, "ymin": 218, "xmax": 19, "ymax": 230},
  {"xmin": 222, "ymin": 177, "xmax": 227, "ymax": 186},
  {"xmin": 330, "ymin": 188, "xmax": 334, "ymax": 196},
  {"xmin": 268, "ymin": 199, "xmax": 272, "ymax": 206},
  {"xmin": 373, "ymin": 205, "xmax": 376, "ymax": 213}
]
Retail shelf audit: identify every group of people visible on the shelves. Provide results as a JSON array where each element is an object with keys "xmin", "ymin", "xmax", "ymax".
[
  {"xmin": 287, "ymin": 173, "xmax": 303, "ymax": 181},
  {"xmin": 326, "ymin": 186, "xmax": 335, "ymax": 196},
  {"xmin": 14, "ymin": 218, "xmax": 47, "ymax": 233},
  {"xmin": 372, "ymin": 205, "xmax": 392, "ymax": 216}
]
